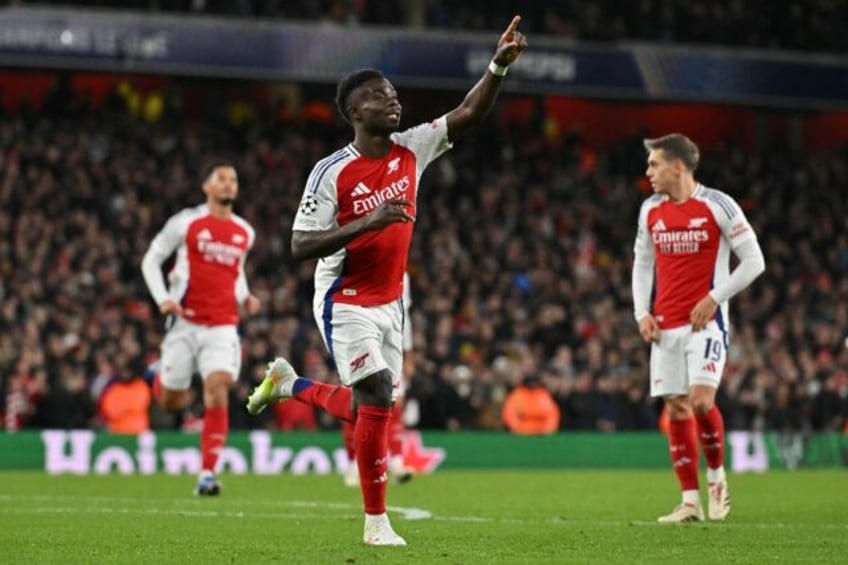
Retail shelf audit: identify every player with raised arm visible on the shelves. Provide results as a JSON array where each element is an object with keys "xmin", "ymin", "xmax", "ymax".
[
  {"xmin": 632, "ymin": 134, "xmax": 765, "ymax": 523},
  {"xmin": 246, "ymin": 16, "xmax": 527, "ymax": 546},
  {"xmin": 141, "ymin": 161, "xmax": 260, "ymax": 496}
]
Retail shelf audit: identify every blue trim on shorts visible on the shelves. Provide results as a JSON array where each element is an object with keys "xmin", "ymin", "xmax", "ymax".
[
  {"xmin": 322, "ymin": 275, "xmax": 344, "ymax": 362},
  {"xmin": 714, "ymin": 306, "xmax": 729, "ymax": 349}
]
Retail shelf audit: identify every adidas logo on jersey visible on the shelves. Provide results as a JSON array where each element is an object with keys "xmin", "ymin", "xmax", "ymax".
[
  {"xmin": 651, "ymin": 219, "xmax": 667, "ymax": 232},
  {"xmin": 701, "ymin": 362, "xmax": 718, "ymax": 373},
  {"xmin": 351, "ymin": 182, "xmax": 372, "ymax": 197},
  {"xmin": 198, "ymin": 228, "xmax": 213, "ymax": 240}
]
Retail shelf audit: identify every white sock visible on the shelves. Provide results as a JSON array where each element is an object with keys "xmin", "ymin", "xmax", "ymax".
[
  {"xmin": 707, "ymin": 466, "xmax": 726, "ymax": 483},
  {"xmin": 682, "ymin": 490, "xmax": 701, "ymax": 506},
  {"xmin": 365, "ymin": 512, "xmax": 389, "ymax": 527}
]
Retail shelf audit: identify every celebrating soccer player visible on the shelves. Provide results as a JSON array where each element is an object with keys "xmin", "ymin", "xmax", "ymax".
[
  {"xmin": 141, "ymin": 161, "xmax": 260, "ymax": 496},
  {"xmin": 246, "ymin": 16, "xmax": 527, "ymax": 546},
  {"xmin": 632, "ymin": 134, "xmax": 765, "ymax": 523}
]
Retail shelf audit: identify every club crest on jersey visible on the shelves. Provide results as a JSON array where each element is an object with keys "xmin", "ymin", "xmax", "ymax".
[
  {"xmin": 688, "ymin": 217, "xmax": 708, "ymax": 228},
  {"xmin": 387, "ymin": 157, "xmax": 400, "ymax": 174},
  {"xmin": 352, "ymin": 175, "xmax": 410, "ymax": 215}
]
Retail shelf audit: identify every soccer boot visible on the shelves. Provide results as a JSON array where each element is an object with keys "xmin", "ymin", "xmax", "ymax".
[
  {"xmin": 363, "ymin": 514, "xmax": 407, "ymax": 546},
  {"xmin": 343, "ymin": 463, "xmax": 360, "ymax": 488},
  {"xmin": 708, "ymin": 479, "xmax": 731, "ymax": 521},
  {"xmin": 194, "ymin": 471, "xmax": 221, "ymax": 496},
  {"xmin": 246, "ymin": 357, "xmax": 297, "ymax": 415},
  {"xmin": 657, "ymin": 502, "xmax": 704, "ymax": 524},
  {"xmin": 388, "ymin": 456, "xmax": 413, "ymax": 485}
]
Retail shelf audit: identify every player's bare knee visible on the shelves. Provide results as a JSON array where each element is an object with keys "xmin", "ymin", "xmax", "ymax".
[
  {"xmin": 353, "ymin": 370, "xmax": 393, "ymax": 408},
  {"xmin": 159, "ymin": 390, "xmax": 190, "ymax": 412},
  {"xmin": 664, "ymin": 395, "xmax": 692, "ymax": 420},
  {"xmin": 691, "ymin": 396, "xmax": 714, "ymax": 415},
  {"xmin": 203, "ymin": 372, "xmax": 233, "ymax": 407}
]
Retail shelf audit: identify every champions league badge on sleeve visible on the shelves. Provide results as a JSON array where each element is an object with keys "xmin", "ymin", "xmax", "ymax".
[{"xmin": 299, "ymin": 194, "xmax": 319, "ymax": 215}]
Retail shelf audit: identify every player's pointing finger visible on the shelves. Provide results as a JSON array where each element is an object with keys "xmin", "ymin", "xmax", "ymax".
[{"xmin": 506, "ymin": 15, "xmax": 521, "ymax": 33}]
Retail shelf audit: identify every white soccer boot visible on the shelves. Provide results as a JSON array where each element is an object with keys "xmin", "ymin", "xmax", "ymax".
[
  {"xmin": 657, "ymin": 502, "xmax": 705, "ymax": 524},
  {"xmin": 246, "ymin": 357, "xmax": 297, "ymax": 415},
  {"xmin": 388, "ymin": 455, "xmax": 413, "ymax": 485},
  {"xmin": 708, "ymin": 478, "xmax": 731, "ymax": 521},
  {"xmin": 363, "ymin": 513, "xmax": 407, "ymax": 546},
  {"xmin": 343, "ymin": 462, "xmax": 360, "ymax": 488}
]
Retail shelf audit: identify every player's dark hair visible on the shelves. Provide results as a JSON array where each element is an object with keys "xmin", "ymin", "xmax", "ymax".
[
  {"xmin": 644, "ymin": 133, "xmax": 700, "ymax": 172},
  {"xmin": 201, "ymin": 158, "xmax": 237, "ymax": 183},
  {"xmin": 335, "ymin": 68, "xmax": 385, "ymax": 124}
]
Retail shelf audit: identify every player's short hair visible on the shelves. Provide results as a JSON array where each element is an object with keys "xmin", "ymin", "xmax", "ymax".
[
  {"xmin": 643, "ymin": 133, "xmax": 700, "ymax": 172},
  {"xmin": 201, "ymin": 158, "xmax": 236, "ymax": 183},
  {"xmin": 335, "ymin": 68, "xmax": 385, "ymax": 124}
]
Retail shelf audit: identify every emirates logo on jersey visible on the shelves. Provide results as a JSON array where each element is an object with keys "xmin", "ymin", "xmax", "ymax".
[
  {"xmin": 652, "ymin": 228, "xmax": 709, "ymax": 255},
  {"xmin": 352, "ymin": 175, "xmax": 410, "ymax": 216},
  {"xmin": 197, "ymin": 237, "xmax": 245, "ymax": 266}
]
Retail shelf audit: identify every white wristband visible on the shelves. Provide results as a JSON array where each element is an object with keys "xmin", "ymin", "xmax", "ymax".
[{"xmin": 488, "ymin": 60, "xmax": 508, "ymax": 77}]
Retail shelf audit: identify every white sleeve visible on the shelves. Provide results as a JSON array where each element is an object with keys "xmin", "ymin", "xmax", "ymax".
[
  {"xmin": 707, "ymin": 191, "xmax": 765, "ymax": 303},
  {"xmin": 141, "ymin": 213, "xmax": 186, "ymax": 305},
  {"xmin": 709, "ymin": 238, "xmax": 765, "ymax": 304},
  {"xmin": 710, "ymin": 190, "xmax": 757, "ymax": 251},
  {"xmin": 632, "ymin": 200, "xmax": 656, "ymax": 323},
  {"xmin": 293, "ymin": 164, "xmax": 339, "ymax": 232},
  {"xmin": 391, "ymin": 116, "xmax": 453, "ymax": 176},
  {"xmin": 234, "ymin": 224, "xmax": 255, "ymax": 304}
]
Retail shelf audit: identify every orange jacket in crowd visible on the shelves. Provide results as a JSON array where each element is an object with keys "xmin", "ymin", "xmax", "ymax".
[
  {"xmin": 501, "ymin": 381, "xmax": 561, "ymax": 435},
  {"xmin": 99, "ymin": 377, "xmax": 151, "ymax": 434}
]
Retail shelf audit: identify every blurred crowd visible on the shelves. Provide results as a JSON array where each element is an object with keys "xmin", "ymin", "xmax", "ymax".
[
  {"xmin": 1, "ymin": 82, "xmax": 847, "ymax": 435},
  {"xmin": 7, "ymin": 0, "xmax": 847, "ymax": 54}
]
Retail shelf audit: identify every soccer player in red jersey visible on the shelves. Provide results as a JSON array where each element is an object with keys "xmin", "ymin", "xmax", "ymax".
[
  {"xmin": 247, "ymin": 16, "xmax": 527, "ymax": 546},
  {"xmin": 141, "ymin": 161, "xmax": 260, "ymax": 496},
  {"xmin": 632, "ymin": 134, "xmax": 765, "ymax": 523}
]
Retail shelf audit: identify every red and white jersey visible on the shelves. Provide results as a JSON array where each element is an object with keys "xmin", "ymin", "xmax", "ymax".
[
  {"xmin": 141, "ymin": 204, "xmax": 255, "ymax": 326},
  {"xmin": 294, "ymin": 116, "xmax": 452, "ymax": 308},
  {"xmin": 633, "ymin": 184, "xmax": 756, "ymax": 330}
]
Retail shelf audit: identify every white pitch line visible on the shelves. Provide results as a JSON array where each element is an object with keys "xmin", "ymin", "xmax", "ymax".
[{"xmin": 0, "ymin": 495, "xmax": 845, "ymax": 530}]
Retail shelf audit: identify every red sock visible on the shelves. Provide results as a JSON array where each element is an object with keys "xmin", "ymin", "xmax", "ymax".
[
  {"xmin": 201, "ymin": 406, "xmax": 228, "ymax": 473},
  {"xmin": 355, "ymin": 405, "xmax": 390, "ymax": 514},
  {"xmin": 695, "ymin": 405, "xmax": 725, "ymax": 470},
  {"xmin": 341, "ymin": 420, "xmax": 356, "ymax": 459},
  {"xmin": 668, "ymin": 417, "xmax": 699, "ymax": 491},
  {"xmin": 293, "ymin": 381, "xmax": 354, "ymax": 423},
  {"xmin": 388, "ymin": 402, "xmax": 404, "ymax": 458}
]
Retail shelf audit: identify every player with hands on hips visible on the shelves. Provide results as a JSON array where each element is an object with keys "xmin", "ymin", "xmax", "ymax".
[{"xmin": 632, "ymin": 134, "xmax": 765, "ymax": 523}]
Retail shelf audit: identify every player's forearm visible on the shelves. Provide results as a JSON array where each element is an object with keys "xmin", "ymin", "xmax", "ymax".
[
  {"xmin": 709, "ymin": 239, "xmax": 766, "ymax": 303},
  {"xmin": 445, "ymin": 71, "xmax": 505, "ymax": 142},
  {"xmin": 140, "ymin": 248, "xmax": 171, "ymax": 305},
  {"xmin": 291, "ymin": 220, "xmax": 371, "ymax": 261},
  {"xmin": 631, "ymin": 255, "xmax": 655, "ymax": 322}
]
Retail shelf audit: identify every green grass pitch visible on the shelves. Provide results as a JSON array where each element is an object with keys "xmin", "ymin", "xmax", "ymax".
[{"xmin": 0, "ymin": 470, "xmax": 845, "ymax": 564}]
